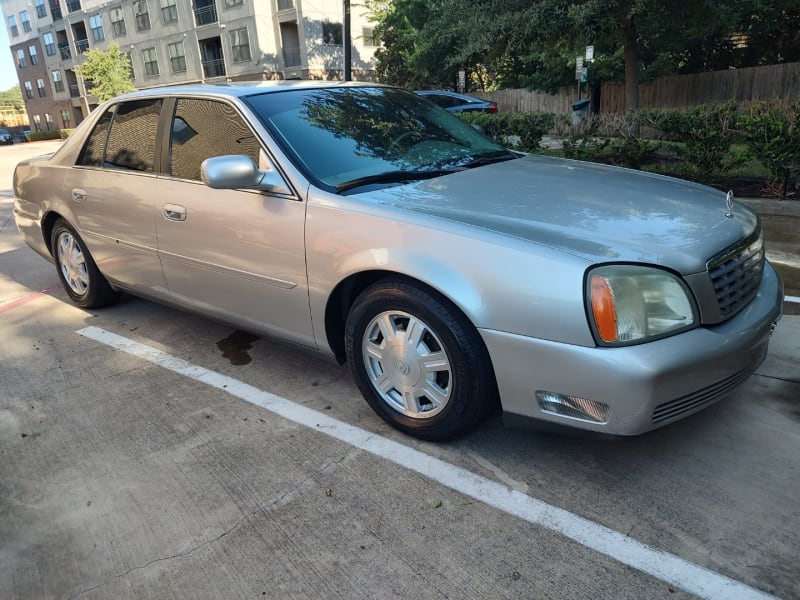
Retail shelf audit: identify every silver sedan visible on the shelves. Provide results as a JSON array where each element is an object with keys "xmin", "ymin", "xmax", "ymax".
[{"xmin": 12, "ymin": 82, "xmax": 783, "ymax": 440}]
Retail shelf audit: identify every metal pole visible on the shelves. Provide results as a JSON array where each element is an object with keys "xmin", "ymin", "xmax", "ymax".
[{"xmin": 343, "ymin": 0, "xmax": 351, "ymax": 81}]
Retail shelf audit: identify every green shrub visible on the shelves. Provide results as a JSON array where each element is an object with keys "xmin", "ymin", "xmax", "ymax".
[
  {"xmin": 459, "ymin": 111, "xmax": 555, "ymax": 151},
  {"xmin": 26, "ymin": 130, "xmax": 65, "ymax": 142},
  {"xmin": 642, "ymin": 102, "xmax": 741, "ymax": 174},
  {"xmin": 738, "ymin": 101, "xmax": 800, "ymax": 196}
]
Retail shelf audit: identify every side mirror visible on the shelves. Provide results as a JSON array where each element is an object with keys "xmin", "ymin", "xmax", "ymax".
[{"xmin": 201, "ymin": 155, "xmax": 291, "ymax": 195}]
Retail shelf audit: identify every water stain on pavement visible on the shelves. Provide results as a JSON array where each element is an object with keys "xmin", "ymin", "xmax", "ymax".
[{"xmin": 216, "ymin": 330, "xmax": 260, "ymax": 366}]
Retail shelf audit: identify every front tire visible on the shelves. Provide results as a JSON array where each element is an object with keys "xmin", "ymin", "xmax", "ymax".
[
  {"xmin": 345, "ymin": 279, "xmax": 497, "ymax": 440},
  {"xmin": 51, "ymin": 219, "xmax": 119, "ymax": 308}
]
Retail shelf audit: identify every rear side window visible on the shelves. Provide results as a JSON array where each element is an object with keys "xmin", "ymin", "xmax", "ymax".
[
  {"xmin": 169, "ymin": 98, "xmax": 261, "ymax": 181},
  {"xmin": 77, "ymin": 98, "xmax": 162, "ymax": 172}
]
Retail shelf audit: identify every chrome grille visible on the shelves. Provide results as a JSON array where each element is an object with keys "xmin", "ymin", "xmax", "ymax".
[{"xmin": 707, "ymin": 229, "xmax": 765, "ymax": 319}]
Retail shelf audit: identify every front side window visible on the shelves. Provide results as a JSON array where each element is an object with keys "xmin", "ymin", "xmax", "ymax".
[
  {"xmin": 33, "ymin": 114, "xmax": 42, "ymax": 131},
  {"xmin": 90, "ymin": 15, "xmax": 105, "ymax": 42},
  {"xmin": 230, "ymin": 27, "xmax": 250, "ymax": 62},
  {"xmin": 322, "ymin": 22, "xmax": 342, "ymax": 45},
  {"xmin": 29, "ymin": 46, "xmax": 39, "ymax": 65},
  {"xmin": 134, "ymin": 0, "xmax": 151, "ymax": 31},
  {"xmin": 16, "ymin": 49, "xmax": 25, "ymax": 68},
  {"xmin": 35, "ymin": 0, "xmax": 47, "ymax": 18},
  {"xmin": 78, "ymin": 99, "xmax": 162, "ymax": 171},
  {"xmin": 167, "ymin": 41, "xmax": 186, "ymax": 73},
  {"xmin": 52, "ymin": 70, "xmax": 65, "ymax": 93},
  {"xmin": 45, "ymin": 114, "xmax": 54, "ymax": 130},
  {"xmin": 24, "ymin": 81, "xmax": 33, "ymax": 99},
  {"xmin": 110, "ymin": 8, "xmax": 126, "ymax": 36},
  {"xmin": 8, "ymin": 16, "xmax": 18, "ymax": 37},
  {"xmin": 169, "ymin": 98, "xmax": 261, "ymax": 181},
  {"xmin": 142, "ymin": 47, "xmax": 159, "ymax": 76},
  {"xmin": 160, "ymin": 0, "xmax": 178, "ymax": 23},
  {"xmin": 20, "ymin": 10, "xmax": 31, "ymax": 32},
  {"xmin": 37, "ymin": 79, "xmax": 46, "ymax": 97},
  {"xmin": 43, "ymin": 32, "xmax": 56, "ymax": 56},
  {"xmin": 61, "ymin": 109, "xmax": 72, "ymax": 127}
]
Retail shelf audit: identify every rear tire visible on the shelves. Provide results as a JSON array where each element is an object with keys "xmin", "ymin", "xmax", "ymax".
[
  {"xmin": 345, "ymin": 279, "xmax": 496, "ymax": 440},
  {"xmin": 51, "ymin": 218, "xmax": 119, "ymax": 308}
]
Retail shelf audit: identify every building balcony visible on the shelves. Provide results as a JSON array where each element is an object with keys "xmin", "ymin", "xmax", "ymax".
[
  {"xmin": 278, "ymin": 0, "xmax": 294, "ymax": 9},
  {"xmin": 194, "ymin": 5, "xmax": 218, "ymax": 26},
  {"xmin": 76, "ymin": 39, "xmax": 89, "ymax": 54},
  {"xmin": 202, "ymin": 58, "xmax": 226, "ymax": 78},
  {"xmin": 59, "ymin": 43, "xmax": 72, "ymax": 60},
  {"xmin": 283, "ymin": 47, "xmax": 301, "ymax": 67}
]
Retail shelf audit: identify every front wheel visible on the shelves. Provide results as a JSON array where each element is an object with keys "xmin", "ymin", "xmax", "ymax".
[
  {"xmin": 345, "ymin": 279, "xmax": 497, "ymax": 440},
  {"xmin": 51, "ymin": 218, "xmax": 119, "ymax": 308}
]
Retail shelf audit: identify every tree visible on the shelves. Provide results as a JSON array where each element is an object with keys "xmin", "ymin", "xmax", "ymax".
[
  {"xmin": 74, "ymin": 42, "xmax": 136, "ymax": 102},
  {"xmin": 0, "ymin": 85, "xmax": 24, "ymax": 110},
  {"xmin": 368, "ymin": 0, "xmax": 800, "ymax": 111}
]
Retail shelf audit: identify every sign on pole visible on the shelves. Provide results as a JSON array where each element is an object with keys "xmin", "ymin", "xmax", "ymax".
[{"xmin": 585, "ymin": 45, "xmax": 594, "ymax": 61}]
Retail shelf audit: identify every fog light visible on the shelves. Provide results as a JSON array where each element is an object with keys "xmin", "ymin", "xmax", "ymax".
[{"xmin": 536, "ymin": 391, "xmax": 610, "ymax": 423}]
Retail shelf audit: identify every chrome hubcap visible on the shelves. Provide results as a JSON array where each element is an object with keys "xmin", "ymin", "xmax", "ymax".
[
  {"xmin": 362, "ymin": 310, "xmax": 452, "ymax": 419},
  {"xmin": 57, "ymin": 232, "xmax": 89, "ymax": 296}
]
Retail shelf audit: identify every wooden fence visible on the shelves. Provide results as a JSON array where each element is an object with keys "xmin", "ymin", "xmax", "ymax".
[{"xmin": 472, "ymin": 61, "xmax": 800, "ymax": 114}]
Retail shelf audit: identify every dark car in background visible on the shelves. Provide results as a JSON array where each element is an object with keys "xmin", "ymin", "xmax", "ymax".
[
  {"xmin": 0, "ymin": 128, "xmax": 13, "ymax": 145},
  {"xmin": 415, "ymin": 90, "xmax": 498, "ymax": 114}
]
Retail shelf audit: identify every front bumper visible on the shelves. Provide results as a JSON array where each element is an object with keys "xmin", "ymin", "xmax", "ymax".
[{"xmin": 481, "ymin": 262, "xmax": 784, "ymax": 435}]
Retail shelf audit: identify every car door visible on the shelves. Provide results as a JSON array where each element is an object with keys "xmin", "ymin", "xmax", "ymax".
[
  {"xmin": 154, "ymin": 97, "xmax": 314, "ymax": 347},
  {"xmin": 63, "ymin": 98, "xmax": 169, "ymax": 297}
]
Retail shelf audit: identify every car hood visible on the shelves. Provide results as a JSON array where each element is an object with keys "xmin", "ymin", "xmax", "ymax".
[{"xmin": 369, "ymin": 154, "xmax": 758, "ymax": 274}]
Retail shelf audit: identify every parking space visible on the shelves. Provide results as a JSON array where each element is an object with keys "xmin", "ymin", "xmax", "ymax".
[{"xmin": 2, "ymin": 143, "xmax": 799, "ymax": 599}]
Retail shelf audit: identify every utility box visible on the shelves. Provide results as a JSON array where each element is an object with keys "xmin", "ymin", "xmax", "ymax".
[{"xmin": 571, "ymin": 98, "xmax": 591, "ymax": 125}]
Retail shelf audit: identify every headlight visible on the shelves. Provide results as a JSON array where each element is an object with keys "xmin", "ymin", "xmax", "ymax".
[{"xmin": 586, "ymin": 265, "xmax": 698, "ymax": 346}]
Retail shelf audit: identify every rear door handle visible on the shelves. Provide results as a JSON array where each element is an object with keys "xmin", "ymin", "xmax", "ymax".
[
  {"xmin": 72, "ymin": 188, "xmax": 87, "ymax": 202},
  {"xmin": 163, "ymin": 204, "xmax": 187, "ymax": 221}
]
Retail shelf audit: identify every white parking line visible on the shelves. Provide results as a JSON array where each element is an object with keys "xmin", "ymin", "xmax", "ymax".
[
  {"xmin": 77, "ymin": 325, "xmax": 777, "ymax": 600},
  {"xmin": 786, "ymin": 295, "xmax": 800, "ymax": 304}
]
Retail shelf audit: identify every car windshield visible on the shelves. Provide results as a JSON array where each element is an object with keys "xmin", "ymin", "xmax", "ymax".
[{"xmin": 243, "ymin": 86, "xmax": 513, "ymax": 192}]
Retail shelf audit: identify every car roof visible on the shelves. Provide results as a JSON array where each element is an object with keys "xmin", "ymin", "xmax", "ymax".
[{"xmin": 112, "ymin": 80, "xmax": 393, "ymax": 102}]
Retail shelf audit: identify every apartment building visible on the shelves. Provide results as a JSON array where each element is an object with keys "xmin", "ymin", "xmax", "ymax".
[{"xmin": 1, "ymin": 0, "xmax": 378, "ymax": 131}]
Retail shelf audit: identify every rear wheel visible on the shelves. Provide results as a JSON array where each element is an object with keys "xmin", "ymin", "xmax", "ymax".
[
  {"xmin": 51, "ymin": 219, "xmax": 119, "ymax": 308},
  {"xmin": 345, "ymin": 279, "xmax": 496, "ymax": 440}
]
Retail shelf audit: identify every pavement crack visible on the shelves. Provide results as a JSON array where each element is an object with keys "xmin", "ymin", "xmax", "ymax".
[
  {"xmin": 64, "ymin": 511, "xmax": 257, "ymax": 600},
  {"xmin": 754, "ymin": 372, "xmax": 800, "ymax": 385}
]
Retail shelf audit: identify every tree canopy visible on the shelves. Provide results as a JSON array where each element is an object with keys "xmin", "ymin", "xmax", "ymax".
[
  {"xmin": 0, "ymin": 85, "xmax": 24, "ymax": 110},
  {"xmin": 74, "ymin": 42, "xmax": 136, "ymax": 102},
  {"xmin": 367, "ymin": 0, "xmax": 800, "ymax": 110}
]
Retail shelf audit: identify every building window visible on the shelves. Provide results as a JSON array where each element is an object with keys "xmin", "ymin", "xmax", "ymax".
[
  {"xmin": 110, "ymin": 8, "xmax": 126, "ymax": 37},
  {"xmin": 37, "ymin": 79, "xmax": 47, "ymax": 97},
  {"xmin": 9, "ymin": 16, "xmax": 18, "ymax": 37},
  {"xmin": 66, "ymin": 0, "xmax": 82, "ymax": 13},
  {"xmin": 45, "ymin": 114, "xmax": 55, "ymax": 131},
  {"xmin": 160, "ymin": 0, "xmax": 178, "ymax": 23},
  {"xmin": 225, "ymin": 0, "xmax": 243, "ymax": 6},
  {"xmin": 24, "ymin": 81, "xmax": 33, "ymax": 99},
  {"xmin": 362, "ymin": 27, "xmax": 378, "ymax": 47},
  {"xmin": 167, "ymin": 41, "xmax": 186, "ymax": 73},
  {"xmin": 90, "ymin": 15, "xmax": 105, "ymax": 42},
  {"xmin": 61, "ymin": 110, "xmax": 72, "ymax": 128},
  {"xmin": 35, "ymin": 0, "xmax": 47, "ymax": 18},
  {"xmin": 322, "ymin": 22, "xmax": 342, "ymax": 45},
  {"xmin": 29, "ymin": 46, "xmax": 39, "ymax": 65},
  {"xmin": 134, "ymin": 1, "xmax": 151, "ymax": 31},
  {"xmin": 52, "ymin": 70, "xmax": 65, "ymax": 93},
  {"xmin": 20, "ymin": 10, "xmax": 31, "ymax": 32},
  {"xmin": 33, "ymin": 114, "xmax": 42, "ymax": 132},
  {"xmin": 16, "ymin": 49, "xmax": 26, "ymax": 68},
  {"xmin": 230, "ymin": 27, "xmax": 250, "ymax": 62},
  {"xmin": 142, "ymin": 47, "xmax": 159, "ymax": 76},
  {"xmin": 43, "ymin": 33, "xmax": 56, "ymax": 56},
  {"xmin": 126, "ymin": 52, "xmax": 135, "ymax": 79}
]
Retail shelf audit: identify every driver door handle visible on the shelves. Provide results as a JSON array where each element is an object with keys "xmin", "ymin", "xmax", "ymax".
[{"xmin": 163, "ymin": 204, "xmax": 187, "ymax": 221}]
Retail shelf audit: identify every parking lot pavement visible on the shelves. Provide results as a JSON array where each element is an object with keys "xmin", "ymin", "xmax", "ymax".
[{"xmin": 2, "ymin": 142, "xmax": 800, "ymax": 600}]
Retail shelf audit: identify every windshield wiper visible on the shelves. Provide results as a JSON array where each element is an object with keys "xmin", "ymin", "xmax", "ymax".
[
  {"xmin": 458, "ymin": 152, "xmax": 519, "ymax": 169},
  {"xmin": 335, "ymin": 169, "xmax": 460, "ymax": 193}
]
